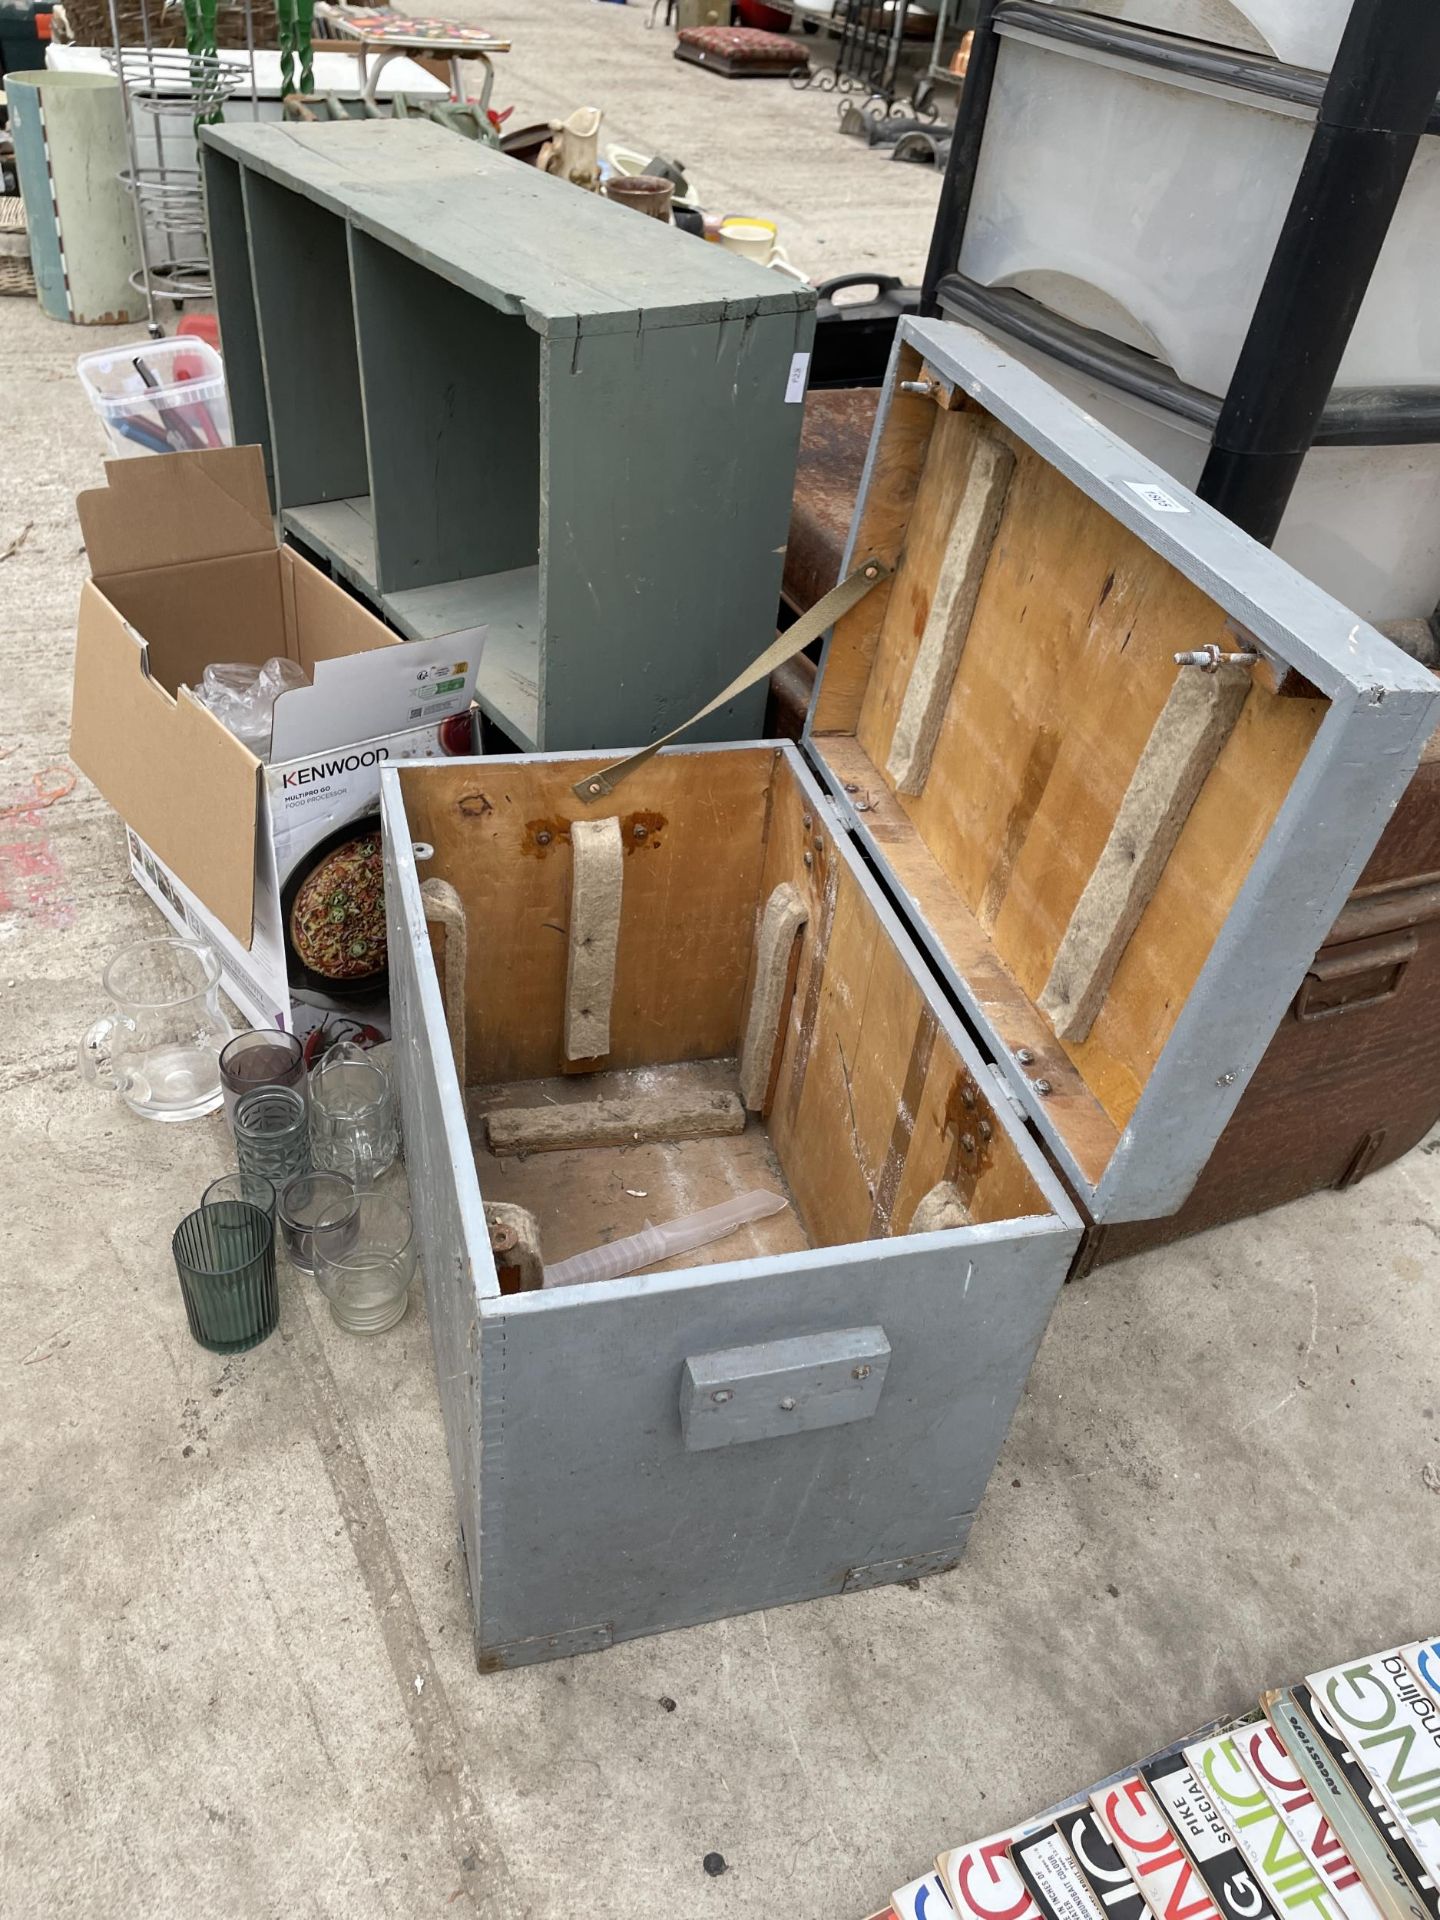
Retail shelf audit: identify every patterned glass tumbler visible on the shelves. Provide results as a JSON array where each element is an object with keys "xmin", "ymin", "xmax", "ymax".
[
  {"xmin": 235, "ymin": 1085, "xmax": 311, "ymax": 1188},
  {"xmin": 308, "ymin": 1043, "xmax": 397, "ymax": 1190},
  {"xmin": 172, "ymin": 1201, "xmax": 278, "ymax": 1353}
]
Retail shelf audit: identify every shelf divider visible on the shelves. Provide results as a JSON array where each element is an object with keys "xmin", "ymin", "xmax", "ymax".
[
  {"xmin": 241, "ymin": 169, "xmax": 369, "ymax": 513},
  {"xmin": 349, "ymin": 229, "xmax": 540, "ymax": 598},
  {"xmin": 202, "ymin": 149, "xmax": 271, "ymax": 482}
]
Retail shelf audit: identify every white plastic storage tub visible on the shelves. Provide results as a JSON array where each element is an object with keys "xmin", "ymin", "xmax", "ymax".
[
  {"xmin": 990, "ymin": 329, "xmax": 1440, "ymax": 624},
  {"xmin": 1030, "ymin": 0, "xmax": 1351, "ymax": 71},
  {"xmin": 77, "ymin": 338, "xmax": 232, "ymax": 459},
  {"xmin": 959, "ymin": 28, "xmax": 1440, "ymax": 395}
]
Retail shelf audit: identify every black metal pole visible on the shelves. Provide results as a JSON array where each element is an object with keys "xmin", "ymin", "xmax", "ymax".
[
  {"xmin": 1197, "ymin": 0, "xmax": 1440, "ymax": 543},
  {"xmin": 920, "ymin": 0, "xmax": 1001, "ymax": 317}
]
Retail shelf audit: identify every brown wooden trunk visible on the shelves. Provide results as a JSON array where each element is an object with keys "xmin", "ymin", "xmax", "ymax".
[{"xmin": 782, "ymin": 387, "xmax": 879, "ymax": 617}]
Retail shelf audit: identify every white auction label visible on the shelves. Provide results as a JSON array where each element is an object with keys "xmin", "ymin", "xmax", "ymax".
[
  {"xmin": 785, "ymin": 351, "xmax": 811, "ymax": 403},
  {"xmin": 1125, "ymin": 479, "xmax": 1189, "ymax": 513}
]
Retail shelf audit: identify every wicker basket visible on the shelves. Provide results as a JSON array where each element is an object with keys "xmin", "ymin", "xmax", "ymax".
[
  {"xmin": 0, "ymin": 198, "xmax": 35, "ymax": 300},
  {"xmin": 55, "ymin": 0, "xmax": 280, "ymax": 49}
]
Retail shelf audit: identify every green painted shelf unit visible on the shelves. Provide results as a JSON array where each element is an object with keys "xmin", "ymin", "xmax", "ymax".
[{"xmin": 200, "ymin": 120, "xmax": 815, "ymax": 751}]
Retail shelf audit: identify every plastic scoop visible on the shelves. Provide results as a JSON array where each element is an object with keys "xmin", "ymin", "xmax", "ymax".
[{"xmin": 542, "ymin": 1189, "xmax": 789, "ymax": 1289}]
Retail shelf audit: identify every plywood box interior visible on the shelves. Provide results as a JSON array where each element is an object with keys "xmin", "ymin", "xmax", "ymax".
[{"xmin": 396, "ymin": 745, "xmax": 1054, "ymax": 1281}]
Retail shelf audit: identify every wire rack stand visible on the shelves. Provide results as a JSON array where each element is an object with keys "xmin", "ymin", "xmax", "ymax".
[
  {"xmin": 789, "ymin": 0, "xmax": 922, "ymax": 111},
  {"xmin": 105, "ymin": 0, "xmax": 258, "ymax": 332}
]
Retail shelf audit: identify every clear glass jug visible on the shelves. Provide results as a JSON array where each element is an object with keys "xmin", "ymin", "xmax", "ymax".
[
  {"xmin": 80, "ymin": 938, "xmax": 235, "ymax": 1121},
  {"xmin": 308, "ymin": 1040, "xmax": 398, "ymax": 1189}
]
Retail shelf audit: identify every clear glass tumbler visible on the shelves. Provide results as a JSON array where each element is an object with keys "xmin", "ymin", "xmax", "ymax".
[
  {"xmin": 308, "ymin": 1042, "xmax": 398, "ymax": 1190},
  {"xmin": 314, "ymin": 1191, "xmax": 415, "ymax": 1335},
  {"xmin": 172, "ymin": 1201, "xmax": 278, "ymax": 1353},
  {"xmin": 235, "ymin": 1086, "xmax": 311, "ymax": 1188},
  {"xmin": 277, "ymin": 1171, "xmax": 358, "ymax": 1274},
  {"xmin": 219, "ymin": 1029, "xmax": 306, "ymax": 1128},
  {"xmin": 80, "ymin": 938, "xmax": 234, "ymax": 1121},
  {"xmin": 202, "ymin": 1171, "xmax": 277, "ymax": 1224}
]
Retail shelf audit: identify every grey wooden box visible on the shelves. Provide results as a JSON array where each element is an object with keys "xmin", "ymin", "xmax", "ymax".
[
  {"xmin": 383, "ymin": 741, "xmax": 1081, "ymax": 1669},
  {"xmin": 200, "ymin": 120, "xmax": 813, "ymax": 754},
  {"xmin": 381, "ymin": 317, "xmax": 1440, "ymax": 1670}
]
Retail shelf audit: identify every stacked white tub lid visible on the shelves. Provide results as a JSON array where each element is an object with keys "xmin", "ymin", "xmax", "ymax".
[
  {"xmin": 954, "ymin": 7, "xmax": 1440, "ymax": 623},
  {"xmin": 1030, "ymin": 0, "xmax": 1354, "ymax": 72}
]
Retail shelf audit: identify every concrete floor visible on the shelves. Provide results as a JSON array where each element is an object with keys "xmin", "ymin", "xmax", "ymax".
[
  {"xmin": 3, "ymin": 4, "xmax": 1439, "ymax": 1916},
  {"xmin": 464, "ymin": 0, "xmax": 946, "ymax": 283}
]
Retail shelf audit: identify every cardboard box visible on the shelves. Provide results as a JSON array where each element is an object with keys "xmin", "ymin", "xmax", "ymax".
[
  {"xmin": 123, "ymin": 712, "xmax": 475, "ymax": 1045},
  {"xmin": 69, "ymin": 447, "xmax": 483, "ymax": 1041}
]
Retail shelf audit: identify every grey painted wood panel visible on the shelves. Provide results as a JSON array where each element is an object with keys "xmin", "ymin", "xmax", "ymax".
[
  {"xmin": 476, "ymin": 1225, "xmax": 1071, "ymax": 1663},
  {"xmin": 201, "ymin": 149, "xmax": 271, "ymax": 480},
  {"xmin": 540, "ymin": 305, "xmax": 813, "ymax": 747},
  {"xmin": 241, "ymin": 168, "xmax": 369, "ymax": 510},
  {"xmin": 382, "ymin": 796, "xmax": 496, "ymax": 1638},
  {"xmin": 348, "ymin": 227, "xmax": 540, "ymax": 595},
  {"xmin": 204, "ymin": 120, "xmax": 807, "ymax": 334}
]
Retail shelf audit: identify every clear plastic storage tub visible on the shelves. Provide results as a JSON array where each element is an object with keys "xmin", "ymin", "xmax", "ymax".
[
  {"xmin": 996, "ymin": 331, "xmax": 1440, "ymax": 624},
  {"xmin": 960, "ymin": 33, "xmax": 1440, "ymax": 395},
  {"xmin": 76, "ymin": 337, "xmax": 232, "ymax": 459},
  {"xmin": 1030, "ymin": 0, "xmax": 1352, "ymax": 71}
]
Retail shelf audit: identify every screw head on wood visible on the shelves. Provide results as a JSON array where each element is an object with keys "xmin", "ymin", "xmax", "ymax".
[
  {"xmin": 632, "ymin": 823, "xmax": 648, "ymax": 840},
  {"xmin": 802, "ymin": 814, "xmax": 813, "ymax": 831},
  {"xmin": 978, "ymin": 1119, "xmax": 992, "ymax": 1142},
  {"xmin": 843, "ymin": 781, "xmax": 859, "ymax": 794},
  {"xmin": 535, "ymin": 829, "xmax": 553, "ymax": 846},
  {"xmin": 1015, "ymin": 1047, "xmax": 1035, "ymax": 1065},
  {"xmin": 961, "ymin": 1086, "xmax": 976, "ymax": 1109},
  {"xmin": 802, "ymin": 852, "xmax": 813, "ymax": 868},
  {"xmin": 1034, "ymin": 1078, "xmax": 1053, "ymax": 1096},
  {"xmin": 960, "ymin": 1132, "xmax": 976, "ymax": 1154}
]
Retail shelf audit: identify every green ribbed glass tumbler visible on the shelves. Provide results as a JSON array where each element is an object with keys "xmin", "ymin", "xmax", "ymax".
[{"xmin": 172, "ymin": 1201, "xmax": 278, "ymax": 1353}]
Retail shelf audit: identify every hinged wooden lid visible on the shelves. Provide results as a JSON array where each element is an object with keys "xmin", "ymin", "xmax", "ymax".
[{"xmin": 805, "ymin": 316, "xmax": 1440, "ymax": 1225}]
